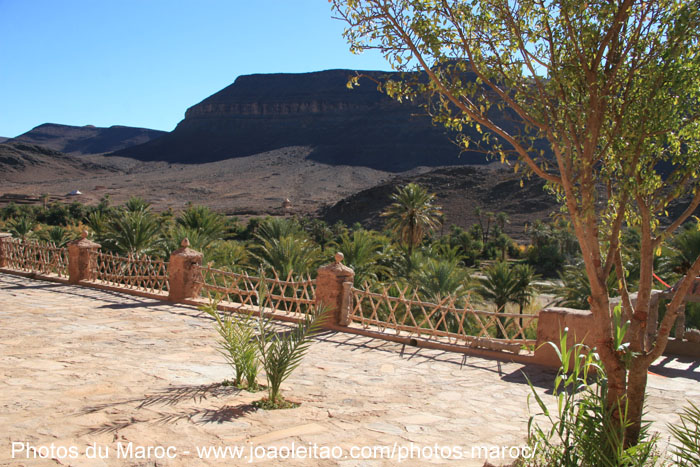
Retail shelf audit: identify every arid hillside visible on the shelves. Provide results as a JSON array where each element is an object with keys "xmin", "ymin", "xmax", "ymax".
[
  {"xmin": 1, "ymin": 140, "xmax": 560, "ymax": 241},
  {"xmin": 9, "ymin": 123, "xmax": 166, "ymax": 156}
]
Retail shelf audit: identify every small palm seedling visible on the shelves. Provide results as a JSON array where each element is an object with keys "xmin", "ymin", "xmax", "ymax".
[
  {"xmin": 200, "ymin": 297, "xmax": 259, "ymax": 391},
  {"xmin": 669, "ymin": 401, "xmax": 700, "ymax": 466},
  {"xmin": 254, "ymin": 278, "xmax": 327, "ymax": 408}
]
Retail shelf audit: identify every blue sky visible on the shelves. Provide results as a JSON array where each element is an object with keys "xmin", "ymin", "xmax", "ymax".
[{"xmin": 0, "ymin": 0, "xmax": 388, "ymax": 138}]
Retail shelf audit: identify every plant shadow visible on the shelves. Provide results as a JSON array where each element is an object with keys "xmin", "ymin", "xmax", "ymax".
[{"xmin": 77, "ymin": 382, "xmax": 255, "ymax": 435}]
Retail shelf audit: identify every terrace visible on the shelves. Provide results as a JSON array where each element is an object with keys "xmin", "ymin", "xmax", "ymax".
[{"xmin": 1, "ymin": 236, "xmax": 699, "ymax": 465}]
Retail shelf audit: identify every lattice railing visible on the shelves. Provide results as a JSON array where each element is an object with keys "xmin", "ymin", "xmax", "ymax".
[
  {"xmin": 196, "ymin": 266, "xmax": 316, "ymax": 316},
  {"xmin": 1, "ymin": 238, "xmax": 69, "ymax": 278},
  {"xmin": 91, "ymin": 251, "xmax": 169, "ymax": 294},
  {"xmin": 349, "ymin": 284, "xmax": 538, "ymax": 353}
]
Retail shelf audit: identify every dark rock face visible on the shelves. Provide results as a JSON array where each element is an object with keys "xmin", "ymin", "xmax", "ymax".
[
  {"xmin": 111, "ymin": 69, "xmax": 493, "ymax": 171},
  {"xmin": 10, "ymin": 123, "xmax": 166, "ymax": 156}
]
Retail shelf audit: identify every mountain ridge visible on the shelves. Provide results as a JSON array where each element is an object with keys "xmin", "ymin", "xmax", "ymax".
[
  {"xmin": 10, "ymin": 123, "xmax": 166, "ymax": 156},
  {"xmin": 110, "ymin": 69, "xmax": 498, "ymax": 171}
]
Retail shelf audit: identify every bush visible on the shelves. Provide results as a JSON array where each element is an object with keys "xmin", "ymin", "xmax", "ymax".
[
  {"xmin": 669, "ymin": 401, "xmax": 700, "ymax": 466},
  {"xmin": 200, "ymin": 298, "xmax": 259, "ymax": 390},
  {"xmin": 526, "ymin": 311, "xmax": 659, "ymax": 466}
]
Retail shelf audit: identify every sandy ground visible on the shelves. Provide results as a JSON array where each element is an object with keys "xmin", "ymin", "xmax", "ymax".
[
  {"xmin": 0, "ymin": 146, "xmax": 402, "ymax": 217},
  {"xmin": 1, "ymin": 273, "xmax": 699, "ymax": 466}
]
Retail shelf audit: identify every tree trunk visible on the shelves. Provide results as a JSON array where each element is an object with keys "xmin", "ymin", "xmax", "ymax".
[{"xmin": 625, "ymin": 358, "xmax": 649, "ymax": 446}]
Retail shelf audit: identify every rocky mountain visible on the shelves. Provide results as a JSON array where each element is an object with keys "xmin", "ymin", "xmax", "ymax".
[
  {"xmin": 320, "ymin": 166, "xmax": 559, "ymax": 241},
  {"xmin": 10, "ymin": 123, "xmax": 166, "ymax": 156},
  {"xmin": 111, "ymin": 69, "xmax": 502, "ymax": 171},
  {"xmin": 0, "ymin": 137, "xmax": 8, "ymax": 144},
  {"xmin": 0, "ymin": 141, "xmax": 118, "ymax": 181}
]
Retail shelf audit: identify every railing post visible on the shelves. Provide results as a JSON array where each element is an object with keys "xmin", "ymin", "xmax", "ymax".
[
  {"xmin": 315, "ymin": 252, "xmax": 355, "ymax": 328},
  {"xmin": 168, "ymin": 238, "xmax": 203, "ymax": 302},
  {"xmin": 0, "ymin": 233, "xmax": 11, "ymax": 268},
  {"xmin": 534, "ymin": 307, "xmax": 595, "ymax": 367},
  {"xmin": 67, "ymin": 231, "xmax": 100, "ymax": 284}
]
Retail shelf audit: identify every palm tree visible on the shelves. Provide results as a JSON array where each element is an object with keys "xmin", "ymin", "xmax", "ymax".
[
  {"xmin": 173, "ymin": 205, "xmax": 226, "ymax": 252},
  {"xmin": 663, "ymin": 221, "xmax": 700, "ymax": 276},
  {"xmin": 495, "ymin": 212, "xmax": 509, "ymax": 232},
  {"xmin": 493, "ymin": 232, "xmax": 512, "ymax": 261},
  {"xmin": 382, "ymin": 183, "xmax": 442, "ymax": 255},
  {"xmin": 85, "ymin": 211, "xmax": 109, "ymax": 243},
  {"xmin": 37, "ymin": 226, "xmax": 73, "ymax": 247},
  {"xmin": 255, "ymin": 217, "xmax": 303, "ymax": 243},
  {"xmin": 104, "ymin": 209, "xmax": 163, "ymax": 256},
  {"xmin": 123, "ymin": 196, "xmax": 151, "ymax": 213},
  {"xmin": 552, "ymin": 261, "xmax": 618, "ymax": 309},
  {"xmin": 208, "ymin": 240, "xmax": 250, "ymax": 272},
  {"xmin": 252, "ymin": 235, "xmax": 321, "ymax": 278},
  {"xmin": 330, "ymin": 229, "xmax": 390, "ymax": 286},
  {"xmin": 416, "ymin": 257, "xmax": 472, "ymax": 304},
  {"xmin": 8, "ymin": 216, "xmax": 35, "ymax": 239},
  {"xmin": 512, "ymin": 263, "xmax": 539, "ymax": 329},
  {"xmin": 476, "ymin": 261, "xmax": 520, "ymax": 338},
  {"xmin": 176, "ymin": 205, "xmax": 226, "ymax": 240},
  {"xmin": 302, "ymin": 218, "xmax": 333, "ymax": 251},
  {"xmin": 40, "ymin": 194, "xmax": 49, "ymax": 211}
]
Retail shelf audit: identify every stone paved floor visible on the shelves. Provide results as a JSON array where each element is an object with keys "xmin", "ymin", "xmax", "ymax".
[{"xmin": 1, "ymin": 273, "xmax": 699, "ymax": 466}]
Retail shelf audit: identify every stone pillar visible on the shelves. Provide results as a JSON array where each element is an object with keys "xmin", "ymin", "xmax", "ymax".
[
  {"xmin": 168, "ymin": 238, "xmax": 203, "ymax": 302},
  {"xmin": 534, "ymin": 307, "xmax": 596, "ymax": 367},
  {"xmin": 67, "ymin": 231, "xmax": 100, "ymax": 284},
  {"xmin": 315, "ymin": 252, "xmax": 355, "ymax": 327},
  {"xmin": 0, "ymin": 233, "xmax": 11, "ymax": 268}
]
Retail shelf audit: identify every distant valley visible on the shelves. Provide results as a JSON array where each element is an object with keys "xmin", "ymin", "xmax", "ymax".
[{"xmin": 0, "ymin": 69, "xmax": 561, "ymax": 240}]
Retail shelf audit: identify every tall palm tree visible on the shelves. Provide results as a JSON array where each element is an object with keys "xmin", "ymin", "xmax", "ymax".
[
  {"xmin": 382, "ymin": 183, "xmax": 442, "ymax": 255},
  {"xmin": 512, "ymin": 263, "xmax": 539, "ymax": 329},
  {"xmin": 476, "ymin": 261, "xmax": 520, "ymax": 338}
]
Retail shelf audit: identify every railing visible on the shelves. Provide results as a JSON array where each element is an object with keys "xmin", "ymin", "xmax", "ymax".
[
  {"xmin": 90, "ymin": 251, "xmax": 169, "ymax": 295},
  {"xmin": 0, "ymin": 233, "xmax": 542, "ymax": 359},
  {"xmin": 0, "ymin": 238, "xmax": 69, "ymax": 278},
  {"xmin": 349, "ymin": 284, "xmax": 538, "ymax": 354},
  {"xmin": 195, "ymin": 266, "xmax": 316, "ymax": 316}
]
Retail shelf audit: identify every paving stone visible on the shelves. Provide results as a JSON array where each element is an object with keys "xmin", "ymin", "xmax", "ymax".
[{"xmin": 1, "ymin": 272, "xmax": 698, "ymax": 467}]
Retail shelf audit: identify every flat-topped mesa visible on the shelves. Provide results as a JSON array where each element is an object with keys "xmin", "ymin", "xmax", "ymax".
[
  {"xmin": 183, "ymin": 70, "xmax": 401, "ymax": 119},
  {"xmin": 110, "ymin": 68, "xmax": 498, "ymax": 170}
]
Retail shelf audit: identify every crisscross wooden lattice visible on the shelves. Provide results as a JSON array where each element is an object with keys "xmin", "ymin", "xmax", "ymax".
[
  {"xmin": 92, "ymin": 251, "xmax": 169, "ymax": 294},
  {"xmin": 350, "ymin": 284, "xmax": 537, "ymax": 352},
  {"xmin": 196, "ymin": 266, "xmax": 316, "ymax": 316},
  {"xmin": 1, "ymin": 238, "xmax": 69, "ymax": 277}
]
